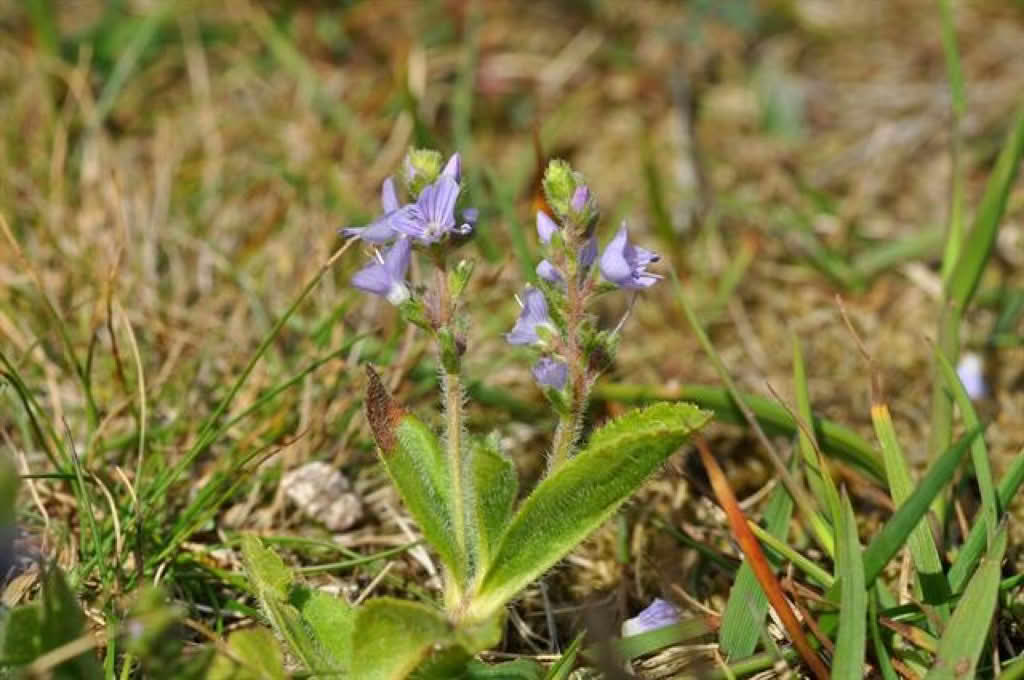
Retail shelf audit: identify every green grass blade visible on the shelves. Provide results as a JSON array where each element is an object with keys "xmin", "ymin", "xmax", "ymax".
[
  {"xmin": 871, "ymin": 403, "xmax": 951, "ymax": 618},
  {"xmin": 471, "ymin": 403, "xmax": 711, "ymax": 619},
  {"xmin": 720, "ymin": 455, "xmax": 797, "ymax": 659},
  {"xmin": 938, "ymin": 0, "xmax": 967, "ymax": 283},
  {"xmin": 792, "ymin": 336, "xmax": 841, "ymax": 529},
  {"xmin": 604, "ymin": 618, "xmax": 715, "ymax": 662},
  {"xmin": 869, "ymin": 587, "xmax": 900, "ymax": 680},
  {"xmin": 924, "ymin": 525, "xmax": 1007, "ymax": 679},
  {"xmin": 949, "ymin": 447, "xmax": 1024, "ymax": 593},
  {"xmin": 831, "ymin": 490, "xmax": 866, "ymax": 679},
  {"xmin": 671, "ymin": 272, "xmax": 835, "ymax": 558},
  {"xmin": 861, "ymin": 427, "xmax": 978, "ymax": 588},
  {"xmin": 746, "ymin": 521, "xmax": 834, "ymax": 588},
  {"xmin": 930, "ymin": 106, "xmax": 1024, "ymax": 485},
  {"xmin": 934, "ymin": 349, "xmax": 998, "ymax": 543},
  {"xmin": 593, "ymin": 382, "xmax": 886, "ymax": 483},
  {"xmin": 947, "ymin": 107, "xmax": 1024, "ymax": 310}
]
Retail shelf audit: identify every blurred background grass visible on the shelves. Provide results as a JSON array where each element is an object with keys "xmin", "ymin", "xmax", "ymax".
[{"xmin": 3, "ymin": 0, "xmax": 1024, "ymax": 672}]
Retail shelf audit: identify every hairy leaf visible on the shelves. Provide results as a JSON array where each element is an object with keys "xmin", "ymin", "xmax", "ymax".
[
  {"xmin": 365, "ymin": 367, "xmax": 463, "ymax": 588},
  {"xmin": 470, "ymin": 437, "xmax": 518, "ymax": 575},
  {"xmin": 352, "ymin": 598, "xmax": 501, "ymax": 680},
  {"xmin": 471, "ymin": 402, "xmax": 711, "ymax": 619},
  {"xmin": 206, "ymin": 627, "xmax": 286, "ymax": 680}
]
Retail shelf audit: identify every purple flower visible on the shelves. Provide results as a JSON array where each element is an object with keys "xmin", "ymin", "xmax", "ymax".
[
  {"xmin": 532, "ymin": 357, "xmax": 568, "ymax": 389},
  {"xmin": 351, "ymin": 237, "xmax": 412, "ymax": 305},
  {"xmin": 340, "ymin": 177, "xmax": 403, "ymax": 244},
  {"xmin": 392, "ymin": 176, "xmax": 472, "ymax": 244},
  {"xmin": 505, "ymin": 288, "xmax": 553, "ymax": 345},
  {"xmin": 599, "ymin": 224, "xmax": 661, "ymax": 289},
  {"xmin": 537, "ymin": 211, "xmax": 559, "ymax": 244},
  {"xmin": 621, "ymin": 599, "xmax": 680, "ymax": 637}
]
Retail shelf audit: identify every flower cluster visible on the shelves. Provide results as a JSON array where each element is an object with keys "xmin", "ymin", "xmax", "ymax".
[
  {"xmin": 343, "ymin": 151, "xmax": 476, "ymax": 309},
  {"xmin": 505, "ymin": 161, "xmax": 661, "ymax": 396}
]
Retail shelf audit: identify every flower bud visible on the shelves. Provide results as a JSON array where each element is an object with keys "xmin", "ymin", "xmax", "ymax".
[
  {"xmin": 448, "ymin": 258, "xmax": 475, "ymax": 300},
  {"xmin": 541, "ymin": 159, "xmax": 581, "ymax": 219},
  {"xmin": 401, "ymin": 148, "xmax": 444, "ymax": 197}
]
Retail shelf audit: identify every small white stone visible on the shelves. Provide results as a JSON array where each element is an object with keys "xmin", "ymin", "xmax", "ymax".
[{"xmin": 282, "ymin": 462, "xmax": 364, "ymax": 532}]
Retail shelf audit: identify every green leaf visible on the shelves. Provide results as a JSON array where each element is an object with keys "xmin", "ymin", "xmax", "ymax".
[
  {"xmin": 39, "ymin": 565, "xmax": 102, "ymax": 680},
  {"xmin": 2, "ymin": 605, "xmax": 43, "ymax": 664},
  {"xmin": 925, "ymin": 525, "xmax": 1007, "ymax": 680},
  {"xmin": 871, "ymin": 403, "xmax": 951, "ymax": 617},
  {"xmin": 240, "ymin": 534, "xmax": 292, "ymax": 601},
  {"xmin": 206, "ymin": 628, "xmax": 286, "ymax": 680},
  {"xmin": 240, "ymin": 536, "xmax": 343, "ymax": 676},
  {"xmin": 351, "ymin": 598, "xmax": 501, "ymax": 680},
  {"xmin": 471, "ymin": 402, "xmax": 711, "ymax": 619},
  {"xmin": 371, "ymin": 388, "xmax": 463, "ymax": 588},
  {"xmin": 861, "ymin": 427, "xmax": 978, "ymax": 588},
  {"xmin": 461, "ymin": 659, "xmax": 544, "ymax": 680},
  {"xmin": 289, "ymin": 585, "xmax": 353, "ymax": 675},
  {"xmin": 719, "ymin": 453, "xmax": 796, "ymax": 659},
  {"xmin": 469, "ymin": 436, "xmax": 518, "ymax": 574},
  {"xmin": 832, "ymin": 490, "xmax": 866, "ymax": 679}
]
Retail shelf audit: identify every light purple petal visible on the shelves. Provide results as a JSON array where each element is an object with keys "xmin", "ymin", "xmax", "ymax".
[
  {"xmin": 340, "ymin": 217, "xmax": 397, "ymax": 244},
  {"xmin": 532, "ymin": 358, "xmax": 568, "ymax": 389},
  {"xmin": 351, "ymin": 261, "xmax": 392, "ymax": 297},
  {"xmin": 599, "ymin": 224, "xmax": 661, "ymax": 289},
  {"xmin": 416, "ymin": 176, "xmax": 459, "ymax": 239},
  {"xmin": 571, "ymin": 185, "xmax": 590, "ymax": 213},
  {"xmin": 351, "ymin": 239, "xmax": 412, "ymax": 304},
  {"xmin": 389, "ymin": 204, "xmax": 429, "ymax": 241},
  {"xmin": 536, "ymin": 260, "xmax": 564, "ymax": 284},
  {"xmin": 462, "ymin": 207, "xmax": 479, "ymax": 224},
  {"xmin": 599, "ymin": 227, "xmax": 632, "ymax": 286},
  {"xmin": 383, "ymin": 237, "xmax": 412, "ymax": 281},
  {"xmin": 505, "ymin": 288, "xmax": 552, "ymax": 345},
  {"xmin": 537, "ymin": 211, "xmax": 559, "ymax": 244},
  {"xmin": 957, "ymin": 353, "xmax": 987, "ymax": 400},
  {"xmin": 380, "ymin": 177, "xmax": 399, "ymax": 213},
  {"xmin": 621, "ymin": 599, "xmax": 679, "ymax": 637},
  {"xmin": 441, "ymin": 153, "xmax": 461, "ymax": 182}
]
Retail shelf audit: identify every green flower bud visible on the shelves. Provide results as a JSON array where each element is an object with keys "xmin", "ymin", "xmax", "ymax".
[{"xmin": 402, "ymin": 148, "xmax": 444, "ymax": 197}]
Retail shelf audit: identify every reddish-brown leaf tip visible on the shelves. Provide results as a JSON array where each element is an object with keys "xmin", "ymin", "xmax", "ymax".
[{"xmin": 365, "ymin": 365, "xmax": 403, "ymax": 453}]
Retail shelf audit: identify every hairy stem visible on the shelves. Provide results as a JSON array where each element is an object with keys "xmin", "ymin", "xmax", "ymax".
[
  {"xmin": 433, "ymin": 256, "xmax": 471, "ymax": 586},
  {"xmin": 549, "ymin": 226, "xmax": 589, "ymax": 472}
]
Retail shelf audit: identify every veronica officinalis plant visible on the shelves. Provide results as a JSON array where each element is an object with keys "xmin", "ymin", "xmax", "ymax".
[{"xmin": 239, "ymin": 152, "xmax": 710, "ymax": 680}]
